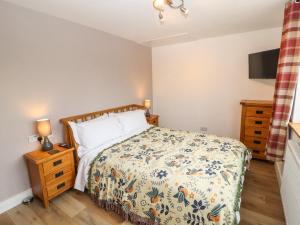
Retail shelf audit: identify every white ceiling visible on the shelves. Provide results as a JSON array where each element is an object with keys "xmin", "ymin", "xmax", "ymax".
[{"xmin": 5, "ymin": 0, "xmax": 285, "ymax": 47}]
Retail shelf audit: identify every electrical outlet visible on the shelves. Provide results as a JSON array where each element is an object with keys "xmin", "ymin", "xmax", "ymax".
[
  {"xmin": 200, "ymin": 127, "xmax": 208, "ymax": 133},
  {"xmin": 28, "ymin": 135, "xmax": 39, "ymax": 143}
]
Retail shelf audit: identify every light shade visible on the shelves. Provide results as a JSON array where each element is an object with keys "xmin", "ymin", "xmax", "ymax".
[
  {"xmin": 153, "ymin": 0, "xmax": 165, "ymax": 10},
  {"xmin": 37, "ymin": 119, "xmax": 52, "ymax": 137},
  {"xmin": 144, "ymin": 99, "xmax": 151, "ymax": 109}
]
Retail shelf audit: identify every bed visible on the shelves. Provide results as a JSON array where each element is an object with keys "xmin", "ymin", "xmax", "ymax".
[{"xmin": 60, "ymin": 104, "xmax": 250, "ymax": 225}]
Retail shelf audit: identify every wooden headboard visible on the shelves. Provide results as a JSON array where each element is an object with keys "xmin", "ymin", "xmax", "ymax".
[{"xmin": 60, "ymin": 104, "xmax": 145, "ymax": 164}]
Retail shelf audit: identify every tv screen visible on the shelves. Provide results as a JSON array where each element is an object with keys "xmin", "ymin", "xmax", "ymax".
[{"xmin": 249, "ymin": 49, "xmax": 280, "ymax": 79}]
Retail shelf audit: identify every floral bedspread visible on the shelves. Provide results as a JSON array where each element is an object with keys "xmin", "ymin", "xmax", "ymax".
[{"xmin": 88, "ymin": 127, "xmax": 250, "ymax": 225}]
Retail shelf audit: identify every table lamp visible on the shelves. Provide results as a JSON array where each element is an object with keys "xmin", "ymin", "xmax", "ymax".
[
  {"xmin": 37, "ymin": 119, "xmax": 53, "ymax": 151},
  {"xmin": 144, "ymin": 99, "xmax": 151, "ymax": 117}
]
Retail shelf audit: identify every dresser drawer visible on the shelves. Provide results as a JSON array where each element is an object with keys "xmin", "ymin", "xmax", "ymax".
[
  {"xmin": 45, "ymin": 165, "xmax": 73, "ymax": 184},
  {"xmin": 244, "ymin": 136, "xmax": 267, "ymax": 151},
  {"xmin": 251, "ymin": 149, "xmax": 266, "ymax": 159},
  {"xmin": 43, "ymin": 153, "xmax": 72, "ymax": 175},
  {"xmin": 47, "ymin": 176, "xmax": 73, "ymax": 198},
  {"xmin": 245, "ymin": 127, "xmax": 269, "ymax": 138},
  {"xmin": 245, "ymin": 117, "xmax": 270, "ymax": 128},
  {"xmin": 246, "ymin": 107, "xmax": 272, "ymax": 118}
]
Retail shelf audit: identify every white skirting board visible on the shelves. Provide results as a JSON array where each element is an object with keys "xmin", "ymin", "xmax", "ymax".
[
  {"xmin": 274, "ymin": 160, "xmax": 283, "ymax": 188},
  {"xmin": 0, "ymin": 189, "xmax": 32, "ymax": 214}
]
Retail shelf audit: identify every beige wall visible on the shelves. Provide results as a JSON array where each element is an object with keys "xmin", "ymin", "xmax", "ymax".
[
  {"xmin": 0, "ymin": 1, "xmax": 152, "ymax": 201},
  {"xmin": 152, "ymin": 28, "xmax": 282, "ymax": 139}
]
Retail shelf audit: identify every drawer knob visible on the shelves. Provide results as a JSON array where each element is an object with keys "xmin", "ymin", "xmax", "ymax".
[
  {"xmin": 253, "ymin": 140, "xmax": 261, "ymax": 144},
  {"xmin": 53, "ymin": 159, "xmax": 62, "ymax": 167},
  {"xmin": 57, "ymin": 182, "xmax": 65, "ymax": 190},
  {"xmin": 254, "ymin": 131, "xmax": 262, "ymax": 135},
  {"xmin": 55, "ymin": 171, "xmax": 64, "ymax": 178},
  {"xmin": 256, "ymin": 110, "xmax": 263, "ymax": 114},
  {"xmin": 255, "ymin": 121, "xmax": 263, "ymax": 125},
  {"xmin": 253, "ymin": 150, "xmax": 260, "ymax": 154}
]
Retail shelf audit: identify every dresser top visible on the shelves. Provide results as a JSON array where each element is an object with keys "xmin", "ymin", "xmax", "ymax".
[
  {"xmin": 24, "ymin": 144, "xmax": 74, "ymax": 164},
  {"xmin": 240, "ymin": 100, "xmax": 273, "ymax": 107},
  {"xmin": 289, "ymin": 123, "xmax": 300, "ymax": 139}
]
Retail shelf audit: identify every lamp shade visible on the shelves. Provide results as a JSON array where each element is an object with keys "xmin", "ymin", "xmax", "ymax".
[
  {"xmin": 153, "ymin": 0, "xmax": 165, "ymax": 10},
  {"xmin": 144, "ymin": 99, "xmax": 151, "ymax": 109},
  {"xmin": 36, "ymin": 119, "xmax": 52, "ymax": 137}
]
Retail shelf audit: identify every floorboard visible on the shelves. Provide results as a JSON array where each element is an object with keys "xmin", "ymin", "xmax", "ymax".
[{"xmin": 0, "ymin": 159, "xmax": 286, "ymax": 225}]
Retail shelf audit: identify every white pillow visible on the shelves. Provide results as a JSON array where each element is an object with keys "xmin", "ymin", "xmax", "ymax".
[
  {"xmin": 68, "ymin": 114, "xmax": 108, "ymax": 145},
  {"xmin": 76, "ymin": 116, "xmax": 123, "ymax": 149},
  {"xmin": 110, "ymin": 109, "xmax": 148, "ymax": 134}
]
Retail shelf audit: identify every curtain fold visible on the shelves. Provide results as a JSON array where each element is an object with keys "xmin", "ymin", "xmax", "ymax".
[{"xmin": 266, "ymin": 1, "xmax": 300, "ymax": 161}]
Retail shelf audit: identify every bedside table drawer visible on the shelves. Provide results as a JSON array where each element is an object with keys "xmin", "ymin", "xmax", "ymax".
[
  {"xmin": 47, "ymin": 176, "xmax": 73, "ymax": 198},
  {"xmin": 150, "ymin": 118, "xmax": 158, "ymax": 125},
  {"xmin": 43, "ymin": 153, "xmax": 72, "ymax": 175},
  {"xmin": 45, "ymin": 165, "xmax": 73, "ymax": 184},
  {"xmin": 146, "ymin": 115, "xmax": 159, "ymax": 126}
]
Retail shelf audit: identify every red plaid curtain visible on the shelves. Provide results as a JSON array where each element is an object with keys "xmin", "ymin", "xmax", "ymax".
[{"xmin": 266, "ymin": 1, "xmax": 300, "ymax": 161}]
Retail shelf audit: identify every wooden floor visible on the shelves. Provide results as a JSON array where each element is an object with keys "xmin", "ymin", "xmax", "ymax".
[
  {"xmin": 0, "ymin": 160, "xmax": 285, "ymax": 225},
  {"xmin": 239, "ymin": 160, "xmax": 285, "ymax": 225}
]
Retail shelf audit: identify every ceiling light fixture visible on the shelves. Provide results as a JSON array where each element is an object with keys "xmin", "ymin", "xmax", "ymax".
[{"xmin": 153, "ymin": 0, "xmax": 189, "ymax": 22}]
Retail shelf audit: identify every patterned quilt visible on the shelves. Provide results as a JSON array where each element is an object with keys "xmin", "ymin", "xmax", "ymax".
[{"xmin": 88, "ymin": 127, "xmax": 250, "ymax": 225}]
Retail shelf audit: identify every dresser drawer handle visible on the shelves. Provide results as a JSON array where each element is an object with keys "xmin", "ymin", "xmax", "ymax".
[
  {"xmin": 256, "ymin": 110, "xmax": 263, "ymax": 114},
  {"xmin": 57, "ymin": 182, "xmax": 65, "ymax": 190},
  {"xmin": 255, "ymin": 121, "xmax": 263, "ymax": 125},
  {"xmin": 53, "ymin": 159, "xmax": 62, "ymax": 167},
  {"xmin": 254, "ymin": 131, "xmax": 262, "ymax": 135},
  {"xmin": 55, "ymin": 171, "xmax": 64, "ymax": 178},
  {"xmin": 253, "ymin": 150, "xmax": 260, "ymax": 154},
  {"xmin": 253, "ymin": 140, "xmax": 261, "ymax": 144}
]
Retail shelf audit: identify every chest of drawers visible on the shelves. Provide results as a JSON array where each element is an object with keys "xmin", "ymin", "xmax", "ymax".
[
  {"xmin": 24, "ymin": 145, "xmax": 75, "ymax": 208},
  {"xmin": 240, "ymin": 100, "xmax": 273, "ymax": 160}
]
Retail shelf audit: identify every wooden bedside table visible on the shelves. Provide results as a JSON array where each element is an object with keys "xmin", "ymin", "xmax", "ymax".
[
  {"xmin": 24, "ymin": 144, "xmax": 75, "ymax": 208},
  {"xmin": 146, "ymin": 115, "xmax": 159, "ymax": 126}
]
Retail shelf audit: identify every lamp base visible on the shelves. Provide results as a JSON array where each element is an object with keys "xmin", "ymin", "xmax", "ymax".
[
  {"xmin": 41, "ymin": 136, "xmax": 53, "ymax": 151},
  {"xmin": 145, "ymin": 109, "xmax": 150, "ymax": 118}
]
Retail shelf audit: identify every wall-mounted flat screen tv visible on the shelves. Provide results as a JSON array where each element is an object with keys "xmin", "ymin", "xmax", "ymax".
[{"xmin": 249, "ymin": 48, "xmax": 280, "ymax": 79}]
